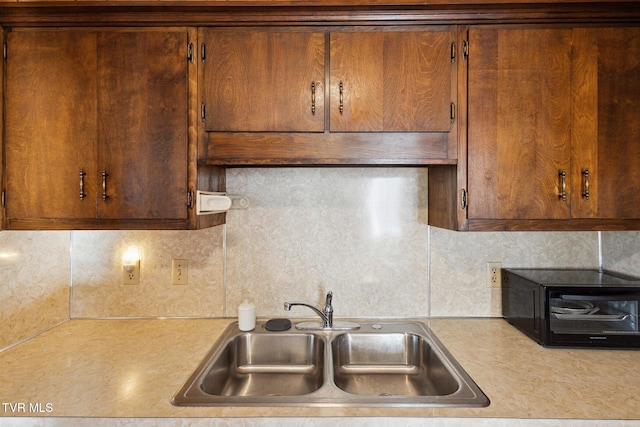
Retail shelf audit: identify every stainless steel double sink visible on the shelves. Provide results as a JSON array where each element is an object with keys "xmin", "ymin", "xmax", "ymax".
[{"xmin": 172, "ymin": 321, "xmax": 489, "ymax": 407}]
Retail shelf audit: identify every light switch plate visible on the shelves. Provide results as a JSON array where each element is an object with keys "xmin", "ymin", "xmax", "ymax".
[{"xmin": 172, "ymin": 259, "xmax": 188, "ymax": 285}]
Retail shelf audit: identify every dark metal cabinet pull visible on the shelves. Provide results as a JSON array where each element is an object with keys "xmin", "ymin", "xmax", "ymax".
[
  {"xmin": 558, "ymin": 169, "xmax": 567, "ymax": 201},
  {"xmin": 582, "ymin": 169, "xmax": 590, "ymax": 200},
  {"xmin": 187, "ymin": 42, "xmax": 194, "ymax": 63},
  {"xmin": 102, "ymin": 171, "xmax": 109, "ymax": 201},
  {"xmin": 339, "ymin": 81, "xmax": 344, "ymax": 114},
  {"xmin": 79, "ymin": 169, "xmax": 87, "ymax": 200},
  {"xmin": 311, "ymin": 82, "xmax": 316, "ymax": 115}
]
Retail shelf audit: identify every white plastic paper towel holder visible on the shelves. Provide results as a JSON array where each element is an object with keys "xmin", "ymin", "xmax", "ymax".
[{"xmin": 196, "ymin": 191, "xmax": 232, "ymax": 215}]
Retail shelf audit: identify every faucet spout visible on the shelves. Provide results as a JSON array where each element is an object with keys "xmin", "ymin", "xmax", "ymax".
[{"xmin": 284, "ymin": 291, "xmax": 334, "ymax": 328}]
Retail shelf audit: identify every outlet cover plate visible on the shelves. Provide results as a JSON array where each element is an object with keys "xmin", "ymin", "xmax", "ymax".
[
  {"xmin": 487, "ymin": 262, "xmax": 502, "ymax": 288},
  {"xmin": 123, "ymin": 261, "xmax": 140, "ymax": 285}
]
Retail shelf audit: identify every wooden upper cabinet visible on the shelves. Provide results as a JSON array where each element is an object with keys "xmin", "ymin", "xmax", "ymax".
[
  {"xmin": 4, "ymin": 29, "xmax": 190, "ymax": 229},
  {"xmin": 0, "ymin": 28, "xmax": 3, "ymax": 230},
  {"xmin": 330, "ymin": 29, "xmax": 454, "ymax": 132},
  {"xmin": 200, "ymin": 26, "xmax": 460, "ymax": 165},
  {"xmin": 5, "ymin": 31, "xmax": 99, "ymax": 221},
  {"xmin": 467, "ymin": 27, "xmax": 573, "ymax": 221},
  {"xmin": 97, "ymin": 31, "xmax": 188, "ymax": 220},
  {"xmin": 462, "ymin": 25, "xmax": 640, "ymax": 230},
  {"xmin": 571, "ymin": 27, "xmax": 640, "ymax": 220},
  {"xmin": 201, "ymin": 29, "xmax": 325, "ymax": 132}
]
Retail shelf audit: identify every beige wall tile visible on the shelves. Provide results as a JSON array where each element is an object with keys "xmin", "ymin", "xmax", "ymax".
[
  {"xmin": 224, "ymin": 168, "xmax": 430, "ymax": 319},
  {"xmin": 428, "ymin": 228, "xmax": 599, "ymax": 317},
  {"xmin": 3, "ymin": 169, "xmax": 639, "ymax": 347},
  {"xmin": 0, "ymin": 231, "xmax": 70, "ymax": 349},
  {"xmin": 70, "ymin": 228, "xmax": 225, "ymax": 318},
  {"xmin": 602, "ymin": 231, "xmax": 640, "ymax": 277}
]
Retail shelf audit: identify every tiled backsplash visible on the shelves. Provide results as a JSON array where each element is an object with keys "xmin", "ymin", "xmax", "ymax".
[
  {"xmin": 603, "ymin": 231, "xmax": 640, "ymax": 276},
  {"xmin": 0, "ymin": 231, "xmax": 70, "ymax": 349},
  {"xmin": 429, "ymin": 228, "xmax": 600, "ymax": 317},
  {"xmin": 1, "ymin": 168, "xmax": 638, "ymax": 350},
  {"xmin": 224, "ymin": 168, "xmax": 430, "ymax": 319},
  {"xmin": 70, "ymin": 229, "xmax": 225, "ymax": 318}
]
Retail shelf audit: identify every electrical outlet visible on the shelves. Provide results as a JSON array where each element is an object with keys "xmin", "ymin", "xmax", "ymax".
[
  {"xmin": 123, "ymin": 261, "xmax": 140, "ymax": 285},
  {"xmin": 487, "ymin": 262, "xmax": 502, "ymax": 288},
  {"xmin": 172, "ymin": 259, "xmax": 188, "ymax": 285}
]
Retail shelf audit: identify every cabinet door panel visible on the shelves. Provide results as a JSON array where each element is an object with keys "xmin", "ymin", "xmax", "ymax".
[
  {"xmin": 97, "ymin": 31, "xmax": 188, "ymax": 220},
  {"xmin": 330, "ymin": 30, "xmax": 453, "ymax": 132},
  {"xmin": 0, "ymin": 28, "xmax": 3, "ymax": 230},
  {"xmin": 330, "ymin": 32, "xmax": 383, "ymax": 131},
  {"xmin": 203, "ymin": 30, "xmax": 325, "ymax": 132},
  {"xmin": 468, "ymin": 28, "xmax": 572, "ymax": 220},
  {"xmin": 572, "ymin": 27, "xmax": 640, "ymax": 219},
  {"xmin": 5, "ymin": 31, "xmax": 98, "ymax": 220}
]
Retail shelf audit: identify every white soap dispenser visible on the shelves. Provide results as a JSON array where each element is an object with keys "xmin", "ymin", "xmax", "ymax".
[{"xmin": 238, "ymin": 299, "xmax": 256, "ymax": 331}]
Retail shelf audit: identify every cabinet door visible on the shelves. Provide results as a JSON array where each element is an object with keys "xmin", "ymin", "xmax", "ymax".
[
  {"xmin": 202, "ymin": 29, "xmax": 325, "ymax": 132},
  {"xmin": 97, "ymin": 31, "xmax": 188, "ymax": 220},
  {"xmin": 329, "ymin": 29, "xmax": 454, "ymax": 132},
  {"xmin": 5, "ymin": 31, "xmax": 98, "ymax": 221},
  {"xmin": 572, "ymin": 27, "xmax": 640, "ymax": 219},
  {"xmin": 467, "ymin": 28, "xmax": 572, "ymax": 220},
  {"xmin": 0, "ymin": 28, "xmax": 4, "ymax": 230}
]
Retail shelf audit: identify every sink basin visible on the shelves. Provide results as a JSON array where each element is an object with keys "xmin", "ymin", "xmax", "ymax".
[
  {"xmin": 172, "ymin": 321, "xmax": 489, "ymax": 407},
  {"xmin": 200, "ymin": 333, "xmax": 324, "ymax": 397},
  {"xmin": 332, "ymin": 332, "xmax": 459, "ymax": 397}
]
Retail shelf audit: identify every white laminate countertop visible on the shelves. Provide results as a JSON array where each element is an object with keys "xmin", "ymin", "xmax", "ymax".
[{"xmin": 0, "ymin": 318, "xmax": 638, "ymax": 425}]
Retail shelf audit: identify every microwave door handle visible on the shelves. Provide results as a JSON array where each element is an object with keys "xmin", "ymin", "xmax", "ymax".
[{"xmin": 561, "ymin": 294, "xmax": 638, "ymax": 301}]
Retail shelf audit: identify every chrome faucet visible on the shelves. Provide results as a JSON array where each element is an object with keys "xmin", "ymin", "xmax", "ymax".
[{"xmin": 284, "ymin": 291, "xmax": 334, "ymax": 328}]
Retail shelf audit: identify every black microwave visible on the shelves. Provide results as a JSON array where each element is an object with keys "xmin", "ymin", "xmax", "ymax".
[{"xmin": 502, "ymin": 268, "xmax": 640, "ymax": 348}]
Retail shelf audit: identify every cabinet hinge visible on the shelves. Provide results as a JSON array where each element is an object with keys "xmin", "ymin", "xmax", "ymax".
[
  {"xmin": 188, "ymin": 189, "xmax": 195, "ymax": 209},
  {"xmin": 450, "ymin": 42, "xmax": 456, "ymax": 63},
  {"xmin": 200, "ymin": 43, "xmax": 206, "ymax": 63},
  {"xmin": 462, "ymin": 40, "xmax": 469, "ymax": 61},
  {"xmin": 3, "ymin": 43, "xmax": 6, "ymax": 60},
  {"xmin": 450, "ymin": 102, "xmax": 456, "ymax": 123},
  {"xmin": 201, "ymin": 102, "xmax": 206, "ymax": 122},
  {"xmin": 187, "ymin": 42, "xmax": 194, "ymax": 63},
  {"xmin": 461, "ymin": 189, "xmax": 468, "ymax": 210},
  {"xmin": 1, "ymin": 190, "xmax": 5, "ymax": 207}
]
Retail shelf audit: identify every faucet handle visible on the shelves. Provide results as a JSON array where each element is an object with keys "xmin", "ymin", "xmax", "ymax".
[
  {"xmin": 324, "ymin": 291, "xmax": 333, "ymax": 319},
  {"xmin": 324, "ymin": 291, "xmax": 334, "ymax": 327},
  {"xmin": 325, "ymin": 291, "xmax": 333, "ymax": 307}
]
